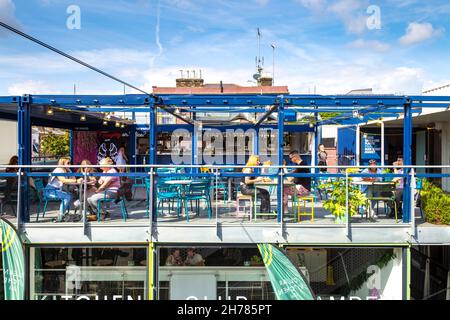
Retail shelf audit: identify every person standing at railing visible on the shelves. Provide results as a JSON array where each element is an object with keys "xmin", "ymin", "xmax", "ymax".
[
  {"xmin": 45, "ymin": 157, "xmax": 77, "ymax": 222},
  {"xmin": 240, "ymin": 155, "xmax": 271, "ymax": 214},
  {"xmin": 317, "ymin": 144, "xmax": 328, "ymax": 173},
  {"xmin": 116, "ymin": 146, "xmax": 128, "ymax": 173},
  {"xmin": 87, "ymin": 157, "xmax": 120, "ymax": 220}
]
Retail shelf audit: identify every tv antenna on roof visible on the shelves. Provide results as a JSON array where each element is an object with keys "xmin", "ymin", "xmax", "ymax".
[{"xmin": 256, "ymin": 28, "xmax": 264, "ymax": 76}]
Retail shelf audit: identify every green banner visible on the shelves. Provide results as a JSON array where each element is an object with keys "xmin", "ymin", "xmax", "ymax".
[
  {"xmin": 258, "ymin": 244, "xmax": 315, "ymax": 300},
  {"xmin": 1, "ymin": 219, "xmax": 25, "ymax": 300}
]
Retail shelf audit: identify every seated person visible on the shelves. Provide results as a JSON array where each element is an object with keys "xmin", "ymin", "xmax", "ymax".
[
  {"xmin": 45, "ymin": 157, "xmax": 77, "ymax": 222},
  {"xmin": 185, "ymin": 248, "xmax": 205, "ymax": 266},
  {"xmin": 360, "ymin": 159, "xmax": 382, "ymax": 219},
  {"xmin": 74, "ymin": 159, "xmax": 98, "ymax": 212},
  {"xmin": 284, "ymin": 151, "xmax": 312, "ymax": 212},
  {"xmin": 87, "ymin": 157, "xmax": 120, "ymax": 219},
  {"xmin": 165, "ymin": 249, "xmax": 184, "ymax": 266},
  {"xmin": 5, "ymin": 155, "xmax": 37, "ymax": 202},
  {"xmin": 240, "ymin": 155, "xmax": 271, "ymax": 213},
  {"xmin": 390, "ymin": 157, "xmax": 404, "ymax": 218}
]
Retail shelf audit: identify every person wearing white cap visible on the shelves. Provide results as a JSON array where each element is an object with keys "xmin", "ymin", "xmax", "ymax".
[{"xmin": 87, "ymin": 157, "xmax": 120, "ymax": 219}]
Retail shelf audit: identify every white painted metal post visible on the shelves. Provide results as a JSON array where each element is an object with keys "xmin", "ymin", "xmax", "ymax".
[
  {"xmin": 424, "ymin": 258, "xmax": 430, "ymax": 299},
  {"xmin": 410, "ymin": 169, "xmax": 416, "ymax": 235},
  {"xmin": 16, "ymin": 169, "xmax": 22, "ymax": 228},
  {"xmin": 345, "ymin": 168, "xmax": 350, "ymax": 234},
  {"xmin": 446, "ymin": 271, "xmax": 450, "ymax": 300},
  {"xmin": 381, "ymin": 121, "xmax": 385, "ymax": 167},
  {"xmin": 356, "ymin": 125, "xmax": 361, "ymax": 166}
]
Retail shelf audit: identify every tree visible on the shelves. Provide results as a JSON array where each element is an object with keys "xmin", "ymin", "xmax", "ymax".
[{"xmin": 41, "ymin": 131, "xmax": 70, "ymax": 157}]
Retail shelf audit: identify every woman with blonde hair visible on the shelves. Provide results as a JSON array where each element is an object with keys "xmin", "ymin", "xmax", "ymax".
[
  {"xmin": 239, "ymin": 155, "xmax": 271, "ymax": 213},
  {"xmin": 87, "ymin": 157, "xmax": 121, "ymax": 220},
  {"xmin": 45, "ymin": 157, "xmax": 76, "ymax": 221},
  {"xmin": 73, "ymin": 160, "xmax": 98, "ymax": 212}
]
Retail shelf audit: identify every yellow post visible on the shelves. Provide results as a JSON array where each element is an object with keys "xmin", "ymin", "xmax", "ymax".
[{"xmin": 148, "ymin": 242, "xmax": 154, "ymax": 300}]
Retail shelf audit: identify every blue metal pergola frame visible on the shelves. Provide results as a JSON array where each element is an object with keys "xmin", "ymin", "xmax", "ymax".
[{"xmin": 2, "ymin": 93, "xmax": 450, "ymax": 224}]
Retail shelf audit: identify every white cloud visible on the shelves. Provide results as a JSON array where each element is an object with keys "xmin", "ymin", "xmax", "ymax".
[
  {"xmin": 7, "ymin": 80, "xmax": 57, "ymax": 95},
  {"xmin": 298, "ymin": 0, "xmax": 370, "ymax": 34},
  {"xmin": 255, "ymin": 0, "xmax": 269, "ymax": 6},
  {"xmin": 0, "ymin": 0, "xmax": 21, "ymax": 32},
  {"xmin": 166, "ymin": 0, "xmax": 192, "ymax": 9},
  {"xmin": 349, "ymin": 39, "xmax": 390, "ymax": 52},
  {"xmin": 328, "ymin": 0, "xmax": 369, "ymax": 34},
  {"xmin": 399, "ymin": 22, "xmax": 443, "ymax": 46},
  {"xmin": 187, "ymin": 26, "xmax": 205, "ymax": 33},
  {"xmin": 297, "ymin": 0, "xmax": 326, "ymax": 11}
]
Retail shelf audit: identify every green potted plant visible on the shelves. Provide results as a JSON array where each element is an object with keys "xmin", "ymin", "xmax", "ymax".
[
  {"xmin": 250, "ymin": 255, "xmax": 264, "ymax": 266},
  {"xmin": 420, "ymin": 180, "xmax": 450, "ymax": 225},
  {"xmin": 319, "ymin": 178, "xmax": 368, "ymax": 223}
]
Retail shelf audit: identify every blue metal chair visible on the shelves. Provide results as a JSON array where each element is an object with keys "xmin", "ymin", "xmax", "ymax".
[
  {"xmin": 154, "ymin": 177, "xmax": 182, "ymax": 218},
  {"xmin": 34, "ymin": 178, "xmax": 69, "ymax": 222},
  {"xmin": 184, "ymin": 180, "xmax": 212, "ymax": 222},
  {"xmin": 96, "ymin": 190, "xmax": 128, "ymax": 222},
  {"xmin": 416, "ymin": 178, "xmax": 424, "ymax": 218},
  {"xmin": 131, "ymin": 177, "xmax": 147, "ymax": 199},
  {"xmin": 208, "ymin": 168, "xmax": 231, "ymax": 204}
]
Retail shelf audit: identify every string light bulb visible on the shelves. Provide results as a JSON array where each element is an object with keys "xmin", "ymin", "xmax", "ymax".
[
  {"xmin": 80, "ymin": 115, "xmax": 86, "ymax": 121},
  {"xmin": 47, "ymin": 107, "xmax": 54, "ymax": 116}
]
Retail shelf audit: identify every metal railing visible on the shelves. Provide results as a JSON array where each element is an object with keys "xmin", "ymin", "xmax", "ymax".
[{"xmin": 0, "ymin": 164, "xmax": 449, "ymax": 233}]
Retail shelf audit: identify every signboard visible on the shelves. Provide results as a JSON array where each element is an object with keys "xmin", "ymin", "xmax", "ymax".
[
  {"xmin": 1, "ymin": 218, "xmax": 25, "ymax": 300},
  {"xmin": 170, "ymin": 274, "xmax": 217, "ymax": 300},
  {"xmin": 361, "ymin": 133, "xmax": 381, "ymax": 163},
  {"xmin": 257, "ymin": 244, "xmax": 315, "ymax": 300}
]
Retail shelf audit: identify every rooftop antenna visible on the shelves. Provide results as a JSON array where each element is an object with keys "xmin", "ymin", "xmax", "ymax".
[
  {"xmin": 199, "ymin": 69, "xmax": 202, "ymax": 79},
  {"xmin": 256, "ymin": 28, "xmax": 263, "ymax": 73},
  {"xmin": 179, "ymin": 69, "xmax": 184, "ymax": 78},
  {"xmin": 192, "ymin": 70, "xmax": 196, "ymax": 78},
  {"xmin": 187, "ymin": 70, "xmax": 190, "ymax": 78},
  {"xmin": 253, "ymin": 27, "xmax": 264, "ymax": 84},
  {"xmin": 271, "ymin": 43, "xmax": 276, "ymax": 85}
]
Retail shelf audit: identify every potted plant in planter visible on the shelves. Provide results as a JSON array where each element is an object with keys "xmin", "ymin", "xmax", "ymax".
[
  {"xmin": 250, "ymin": 255, "xmax": 264, "ymax": 266},
  {"xmin": 319, "ymin": 177, "xmax": 367, "ymax": 223},
  {"xmin": 420, "ymin": 179, "xmax": 450, "ymax": 225}
]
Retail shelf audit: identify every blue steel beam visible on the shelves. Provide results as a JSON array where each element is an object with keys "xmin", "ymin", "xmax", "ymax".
[
  {"xmin": 0, "ymin": 96, "xmax": 20, "ymax": 104},
  {"xmin": 403, "ymin": 100, "xmax": 413, "ymax": 223},
  {"xmin": 29, "ymin": 94, "xmax": 150, "ymax": 106},
  {"xmin": 288, "ymin": 95, "xmax": 406, "ymax": 107},
  {"xmin": 277, "ymin": 98, "xmax": 285, "ymax": 223},
  {"xmin": 135, "ymin": 123, "xmax": 314, "ymax": 133},
  {"xmin": 17, "ymin": 97, "xmax": 31, "ymax": 223},
  {"xmin": 149, "ymin": 101, "xmax": 157, "ymax": 165},
  {"xmin": 158, "ymin": 95, "xmax": 281, "ymax": 107}
]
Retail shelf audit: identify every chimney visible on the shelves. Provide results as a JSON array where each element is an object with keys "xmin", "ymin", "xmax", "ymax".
[
  {"xmin": 258, "ymin": 76, "xmax": 273, "ymax": 87},
  {"xmin": 176, "ymin": 69, "xmax": 204, "ymax": 88}
]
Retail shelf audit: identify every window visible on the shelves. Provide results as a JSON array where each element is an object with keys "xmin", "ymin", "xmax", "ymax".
[
  {"xmin": 31, "ymin": 247, "xmax": 147, "ymax": 300},
  {"xmin": 158, "ymin": 247, "xmax": 275, "ymax": 300}
]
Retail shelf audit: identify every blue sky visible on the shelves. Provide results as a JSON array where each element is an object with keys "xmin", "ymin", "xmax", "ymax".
[{"xmin": 1, "ymin": 0, "xmax": 450, "ymax": 95}]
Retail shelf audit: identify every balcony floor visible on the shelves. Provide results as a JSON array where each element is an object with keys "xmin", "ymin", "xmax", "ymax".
[{"xmin": 1, "ymin": 190, "xmax": 424, "ymax": 226}]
